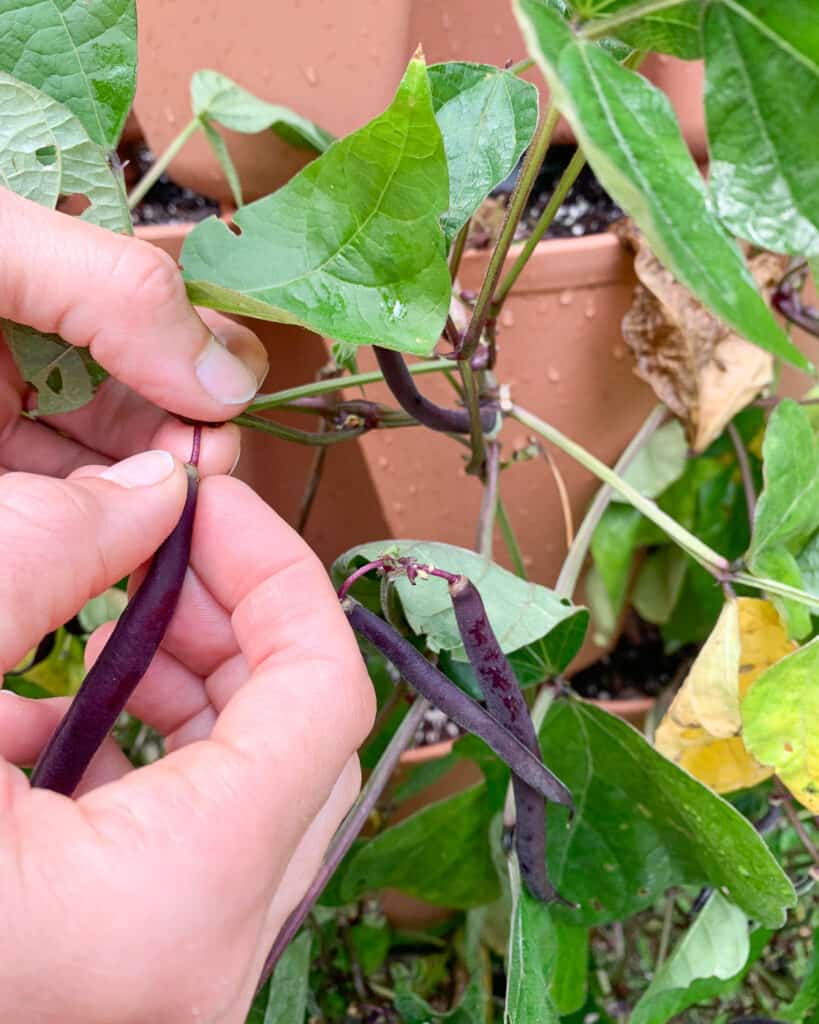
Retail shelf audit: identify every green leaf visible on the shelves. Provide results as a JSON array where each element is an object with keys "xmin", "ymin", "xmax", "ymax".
[
  {"xmin": 550, "ymin": 921, "xmax": 588, "ymax": 1015},
  {"xmin": 191, "ymin": 70, "xmax": 333, "ymax": 151},
  {"xmin": 3, "ymin": 322, "xmax": 106, "ymax": 415},
  {"xmin": 393, "ymin": 963, "xmax": 487, "ymax": 1024},
  {"xmin": 742, "ymin": 637, "xmax": 819, "ymax": 814},
  {"xmin": 350, "ymin": 910, "xmax": 392, "ymax": 975},
  {"xmin": 182, "ymin": 56, "xmax": 451, "ymax": 356},
  {"xmin": 591, "ymin": 504, "xmax": 642, "ymax": 608},
  {"xmin": 797, "ymin": 530, "xmax": 819, "ymax": 606},
  {"xmin": 579, "ymin": 1, "xmax": 703, "ymax": 59},
  {"xmin": 538, "ymin": 699, "xmax": 795, "ymax": 927},
  {"xmin": 780, "ymin": 927, "xmax": 819, "ymax": 1022},
  {"xmin": 504, "ymin": 883, "xmax": 560, "ymax": 1024},
  {"xmin": 0, "ymin": 71, "xmax": 130, "ymax": 230},
  {"xmin": 631, "ymin": 892, "xmax": 749, "ymax": 1024},
  {"xmin": 513, "ymin": 0, "xmax": 810, "ymax": 371},
  {"xmin": 427, "ymin": 62, "xmax": 538, "ymax": 242},
  {"xmin": 247, "ymin": 929, "xmax": 311, "ymax": 1024},
  {"xmin": 750, "ymin": 400, "xmax": 819, "ymax": 562},
  {"xmin": 615, "ymin": 419, "xmax": 689, "ymax": 501},
  {"xmin": 77, "ymin": 587, "xmax": 128, "ymax": 634},
  {"xmin": 338, "ymin": 783, "xmax": 500, "ymax": 908},
  {"xmin": 200, "ymin": 118, "xmax": 244, "ymax": 210},
  {"xmin": 0, "ymin": 0, "xmax": 136, "ymax": 147},
  {"xmin": 16, "ymin": 628, "xmax": 84, "ymax": 696},
  {"xmin": 751, "ymin": 547, "xmax": 813, "ymax": 640},
  {"xmin": 332, "ymin": 540, "xmax": 588, "ymax": 664},
  {"xmin": 632, "ymin": 547, "xmax": 689, "ymax": 626},
  {"xmin": 703, "ymin": 0, "xmax": 819, "ymax": 257}
]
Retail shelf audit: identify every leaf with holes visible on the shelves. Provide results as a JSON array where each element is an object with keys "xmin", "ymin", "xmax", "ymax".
[
  {"xmin": 703, "ymin": 0, "xmax": 819, "ymax": 256},
  {"xmin": 182, "ymin": 56, "xmax": 451, "ymax": 355},
  {"xmin": 0, "ymin": 0, "xmax": 136, "ymax": 147},
  {"xmin": 539, "ymin": 698, "xmax": 794, "ymax": 927},
  {"xmin": 513, "ymin": 0, "xmax": 810, "ymax": 371},
  {"xmin": 428, "ymin": 62, "xmax": 538, "ymax": 242}
]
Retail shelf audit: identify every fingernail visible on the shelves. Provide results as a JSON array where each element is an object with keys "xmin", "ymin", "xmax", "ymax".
[
  {"xmin": 100, "ymin": 450, "xmax": 176, "ymax": 489},
  {"xmin": 196, "ymin": 335, "xmax": 260, "ymax": 405}
]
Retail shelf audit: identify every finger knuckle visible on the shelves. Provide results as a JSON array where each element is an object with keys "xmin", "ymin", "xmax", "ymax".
[{"xmin": 117, "ymin": 239, "xmax": 183, "ymax": 312}]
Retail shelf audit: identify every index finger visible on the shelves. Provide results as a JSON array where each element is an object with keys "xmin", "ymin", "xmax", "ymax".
[{"xmin": 0, "ymin": 189, "xmax": 268, "ymax": 420}]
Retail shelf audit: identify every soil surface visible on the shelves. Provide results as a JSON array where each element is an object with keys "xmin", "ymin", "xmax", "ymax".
[{"xmin": 128, "ymin": 145, "xmax": 221, "ymax": 226}]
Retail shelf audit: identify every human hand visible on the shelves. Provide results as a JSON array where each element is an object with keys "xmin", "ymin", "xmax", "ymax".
[
  {"xmin": 0, "ymin": 454, "xmax": 374, "ymax": 1023},
  {"xmin": 0, "ymin": 188, "xmax": 269, "ymax": 476}
]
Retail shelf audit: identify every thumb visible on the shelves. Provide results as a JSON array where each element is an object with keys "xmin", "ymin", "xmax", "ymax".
[{"xmin": 0, "ymin": 450, "xmax": 188, "ymax": 669}]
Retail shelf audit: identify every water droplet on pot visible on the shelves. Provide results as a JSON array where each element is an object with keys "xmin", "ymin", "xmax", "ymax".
[
  {"xmin": 547, "ymin": 367, "xmax": 561, "ymax": 383},
  {"xmin": 393, "ymin": 502, "xmax": 406, "ymax": 514},
  {"xmin": 559, "ymin": 290, "xmax": 573, "ymax": 306},
  {"xmin": 523, "ymin": 555, "xmax": 534, "ymax": 568},
  {"xmin": 612, "ymin": 344, "xmax": 626, "ymax": 360},
  {"xmin": 501, "ymin": 309, "xmax": 515, "ymax": 327},
  {"xmin": 164, "ymin": 107, "xmax": 176, "ymax": 125},
  {"xmin": 441, "ymin": 12, "xmax": 451, "ymax": 28},
  {"xmin": 303, "ymin": 65, "xmax": 318, "ymax": 86},
  {"xmin": 377, "ymin": 456, "xmax": 389, "ymax": 470},
  {"xmin": 408, "ymin": 483, "xmax": 418, "ymax": 495},
  {"xmin": 584, "ymin": 300, "xmax": 596, "ymax": 319}
]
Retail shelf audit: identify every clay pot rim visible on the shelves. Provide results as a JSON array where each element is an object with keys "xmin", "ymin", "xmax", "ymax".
[{"xmin": 397, "ymin": 695, "xmax": 657, "ymax": 765}]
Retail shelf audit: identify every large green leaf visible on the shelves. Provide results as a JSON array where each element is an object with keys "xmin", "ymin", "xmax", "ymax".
[
  {"xmin": 504, "ymin": 886, "xmax": 560, "ymax": 1024},
  {"xmin": 332, "ymin": 540, "xmax": 588, "ymax": 665},
  {"xmin": 246, "ymin": 930, "xmax": 312, "ymax": 1024},
  {"xmin": 0, "ymin": 0, "xmax": 136, "ymax": 147},
  {"xmin": 549, "ymin": 922, "xmax": 588, "ymax": 1015},
  {"xmin": 631, "ymin": 892, "xmax": 748, "ymax": 1024},
  {"xmin": 393, "ymin": 963, "xmax": 487, "ymax": 1024},
  {"xmin": 182, "ymin": 56, "xmax": 451, "ymax": 355},
  {"xmin": 577, "ymin": 1, "xmax": 702, "ymax": 59},
  {"xmin": 614, "ymin": 419, "xmax": 688, "ymax": 501},
  {"xmin": 538, "ymin": 699, "xmax": 795, "ymax": 927},
  {"xmin": 703, "ymin": 0, "xmax": 819, "ymax": 257},
  {"xmin": 427, "ymin": 62, "xmax": 538, "ymax": 242},
  {"xmin": 338, "ymin": 783, "xmax": 499, "ymax": 908},
  {"xmin": 514, "ymin": 0, "xmax": 810, "ymax": 371},
  {"xmin": 742, "ymin": 638, "xmax": 819, "ymax": 814}
]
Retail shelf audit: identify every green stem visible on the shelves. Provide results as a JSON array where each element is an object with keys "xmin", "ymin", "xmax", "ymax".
[
  {"xmin": 476, "ymin": 441, "xmax": 501, "ymax": 558},
  {"xmin": 555, "ymin": 405, "xmax": 666, "ymax": 599},
  {"xmin": 507, "ymin": 57, "xmax": 535, "ymax": 76},
  {"xmin": 732, "ymin": 571, "xmax": 819, "ymax": 610},
  {"xmin": 233, "ymin": 413, "xmax": 365, "ymax": 446},
  {"xmin": 460, "ymin": 361, "xmax": 487, "ymax": 473},
  {"xmin": 497, "ymin": 496, "xmax": 528, "ymax": 579},
  {"xmin": 246, "ymin": 360, "xmax": 450, "ymax": 411},
  {"xmin": 492, "ymin": 147, "xmax": 587, "ymax": 312},
  {"xmin": 578, "ymin": 0, "xmax": 686, "ymax": 39},
  {"xmin": 127, "ymin": 116, "xmax": 201, "ymax": 210},
  {"xmin": 510, "ymin": 403, "xmax": 729, "ymax": 575},
  {"xmin": 449, "ymin": 219, "xmax": 470, "ymax": 281},
  {"xmin": 459, "ymin": 104, "xmax": 560, "ymax": 361}
]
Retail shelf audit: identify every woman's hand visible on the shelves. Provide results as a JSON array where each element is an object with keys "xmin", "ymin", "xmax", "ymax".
[
  {"xmin": 0, "ymin": 454, "xmax": 375, "ymax": 1023},
  {"xmin": 0, "ymin": 188, "xmax": 269, "ymax": 476}
]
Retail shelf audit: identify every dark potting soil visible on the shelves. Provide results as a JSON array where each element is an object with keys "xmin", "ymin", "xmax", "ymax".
[
  {"xmin": 569, "ymin": 611, "xmax": 696, "ymax": 702},
  {"xmin": 128, "ymin": 145, "xmax": 221, "ymax": 227}
]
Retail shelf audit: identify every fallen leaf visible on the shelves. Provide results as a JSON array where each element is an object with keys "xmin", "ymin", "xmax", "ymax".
[
  {"xmin": 615, "ymin": 221, "xmax": 787, "ymax": 452},
  {"xmin": 655, "ymin": 598, "xmax": 796, "ymax": 793}
]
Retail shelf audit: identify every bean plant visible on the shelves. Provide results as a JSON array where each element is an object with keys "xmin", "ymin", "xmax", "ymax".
[{"xmin": 1, "ymin": 0, "xmax": 818, "ymax": 1020}]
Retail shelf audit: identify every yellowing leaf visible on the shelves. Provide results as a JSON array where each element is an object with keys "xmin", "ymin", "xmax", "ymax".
[
  {"xmin": 743, "ymin": 638, "xmax": 819, "ymax": 813},
  {"xmin": 655, "ymin": 598, "xmax": 795, "ymax": 793}
]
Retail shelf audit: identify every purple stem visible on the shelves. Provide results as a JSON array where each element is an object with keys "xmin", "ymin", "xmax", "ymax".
[
  {"xmin": 189, "ymin": 424, "xmax": 202, "ymax": 468},
  {"xmin": 374, "ymin": 347, "xmax": 498, "ymax": 434},
  {"xmin": 343, "ymin": 598, "xmax": 573, "ymax": 808},
  {"xmin": 337, "ymin": 558, "xmax": 460, "ymax": 601}
]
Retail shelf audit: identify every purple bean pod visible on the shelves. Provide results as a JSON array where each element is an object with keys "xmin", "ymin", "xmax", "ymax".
[
  {"xmin": 448, "ymin": 575, "xmax": 570, "ymax": 904},
  {"xmin": 342, "ymin": 597, "xmax": 572, "ymax": 808},
  {"xmin": 374, "ymin": 346, "xmax": 498, "ymax": 434},
  {"xmin": 31, "ymin": 465, "xmax": 199, "ymax": 796}
]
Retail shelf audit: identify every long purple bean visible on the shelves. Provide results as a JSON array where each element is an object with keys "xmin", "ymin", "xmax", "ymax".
[
  {"xmin": 374, "ymin": 347, "xmax": 498, "ymax": 434},
  {"xmin": 342, "ymin": 597, "xmax": 572, "ymax": 808},
  {"xmin": 31, "ymin": 465, "xmax": 199, "ymax": 795},
  {"xmin": 449, "ymin": 575, "xmax": 567, "ymax": 903}
]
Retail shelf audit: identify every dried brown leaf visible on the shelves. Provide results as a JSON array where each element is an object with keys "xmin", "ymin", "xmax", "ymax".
[{"xmin": 614, "ymin": 220, "xmax": 787, "ymax": 452}]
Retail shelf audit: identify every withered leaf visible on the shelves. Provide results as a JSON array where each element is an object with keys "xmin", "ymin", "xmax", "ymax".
[{"xmin": 614, "ymin": 220, "xmax": 787, "ymax": 452}]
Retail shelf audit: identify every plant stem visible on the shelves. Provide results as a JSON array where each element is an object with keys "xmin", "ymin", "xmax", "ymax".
[
  {"xmin": 497, "ymin": 496, "xmax": 528, "ymax": 579},
  {"xmin": 297, "ymin": 442, "xmax": 328, "ymax": 534},
  {"xmin": 728, "ymin": 422, "xmax": 757, "ymax": 530},
  {"xmin": 233, "ymin": 413, "xmax": 366, "ymax": 446},
  {"xmin": 578, "ymin": 0, "xmax": 686, "ymax": 39},
  {"xmin": 776, "ymin": 780, "xmax": 819, "ymax": 869},
  {"xmin": 492, "ymin": 147, "xmax": 587, "ymax": 311},
  {"xmin": 449, "ymin": 220, "xmax": 471, "ymax": 280},
  {"xmin": 256, "ymin": 696, "xmax": 430, "ymax": 989},
  {"xmin": 247, "ymin": 360, "xmax": 450, "ymax": 411},
  {"xmin": 459, "ymin": 105, "xmax": 560, "ymax": 362},
  {"xmin": 460, "ymin": 361, "xmax": 488, "ymax": 471},
  {"xmin": 510, "ymin": 403, "xmax": 729, "ymax": 579},
  {"xmin": 656, "ymin": 890, "xmax": 676, "ymax": 968},
  {"xmin": 555, "ymin": 405, "xmax": 666, "ymax": 599},
  {"xmin": 127, "ymin": 117, "xmax": 201, "ymax": 209},
  {"xmin": 507, "ymin": 57, "xmax": 534, "ymax": 76},
  {"xmin": 476, "ymin": 442, "xmax": 501, "ymax": 558}
]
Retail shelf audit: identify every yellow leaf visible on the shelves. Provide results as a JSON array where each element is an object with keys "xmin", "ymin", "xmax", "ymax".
[{"xmin": 655, "ymin": 598, "xmax": 795, "ymax": 793}]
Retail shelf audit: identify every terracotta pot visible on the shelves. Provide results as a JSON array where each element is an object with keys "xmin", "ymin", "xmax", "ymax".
[
  {"xmin": 408, "ymin": 0, "xmax": 707, "ymax": 160},
  {"xmin": 134, "ymin": 217, "xmax": 391, "ymax": 566},
  {"xmin": 349, "ymin": 233, "xmax": 656, "ymax": 669},
  {"xmin": 133, "ymin": 0, "xmax": 413, "ymax": 205}
]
